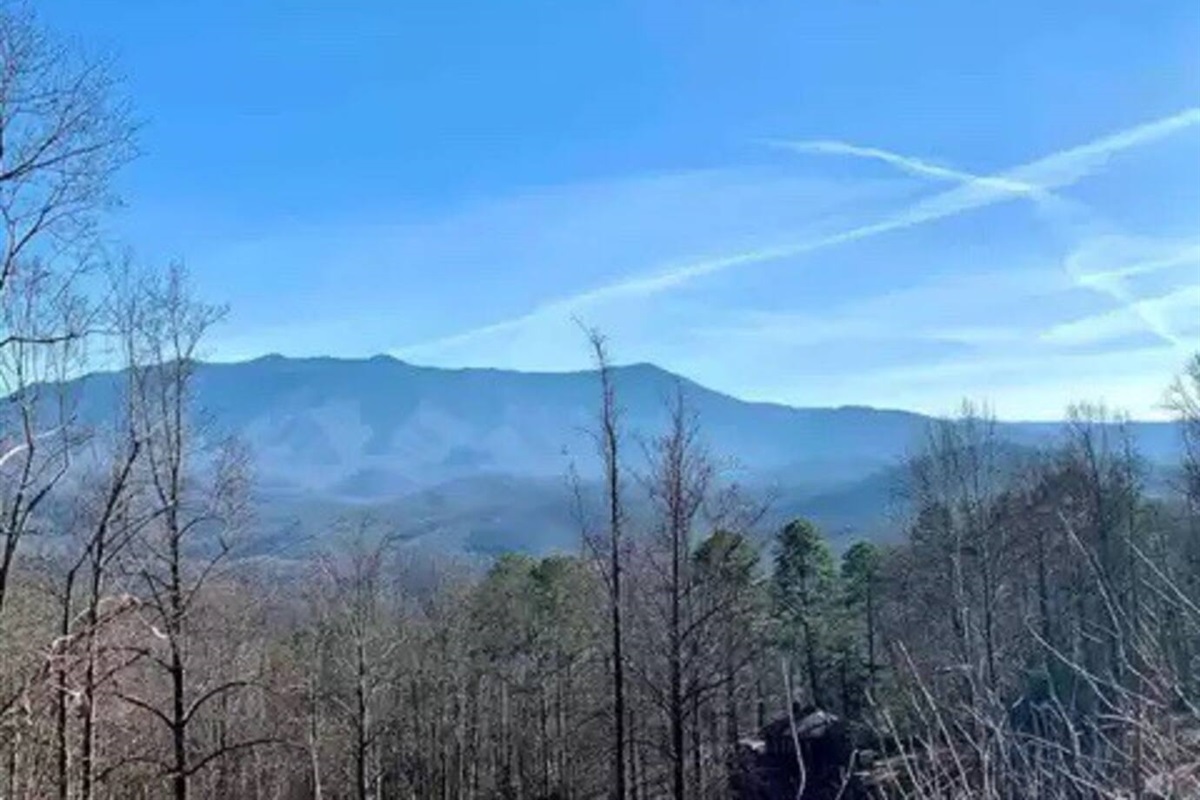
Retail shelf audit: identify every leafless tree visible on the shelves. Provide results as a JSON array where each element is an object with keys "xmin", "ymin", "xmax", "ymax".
[
  {"xmin": 1164, "ymin": 354, "xmax": 1200, "ymax": 513},
  {"xmin": 0, "ymin": 0, "xmax": 135, "ymax": 621},
  {"xmin": 639, "ymin": 386, "xmax": 712, "ymax": 800},
  {"xmin": 581, "ymin": 327, "xmax": 630, "ymax": 800},
  {"xmin": 309, "ymin": 516, "xmax": 402, "ymax": 800},
  {"xmin": 107, "ymin": 265, "xmax": 264, "ymax": 800},
  {"xmin": 48, "ymin": 430, "xmax": 141, "ymax": 800}
]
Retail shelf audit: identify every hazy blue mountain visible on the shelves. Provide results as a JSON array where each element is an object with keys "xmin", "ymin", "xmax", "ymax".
[{"xmin": 59, "ymin": 355, "xmax": 1182, "ymax": 555}]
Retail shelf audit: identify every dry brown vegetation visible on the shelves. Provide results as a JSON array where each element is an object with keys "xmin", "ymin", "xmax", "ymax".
[{"xmin": 0, "ymin": 6, "xmax": 1197, "ymax": 799}]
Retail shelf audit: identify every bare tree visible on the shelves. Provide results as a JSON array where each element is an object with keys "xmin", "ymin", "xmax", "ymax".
[
  {"xmin": 1164, "ymin": 354, "xmax": 1200, "ymax": 511},
  {"xmin": 309, "ymin": 516, "xmax": 402, "ymax": 800},
  {"xmin": 582, "ymin": 328, "xmax": 630, "ymax": 800},
  {"xmin": 108, "ymin": 265, "xmax": 264, "ymax": 800},
  {"xmin": 905, "ymin": 402, "xmax": 1015, "ymax": 707},
  {"xmin": 640, "ymin": 385, "xmax": 712, "ymax": 800},
  {"xmin": 49, "ymin": 429, "xmax": 141, "ymax": 800},
  {"xmin": 0, "ymin": 2, "xmax": 134, "ymax": 279},
  {"xmin": 1164, "ymin": 353, "xmax": 1200, "ymax": 698},
  {"xmin": 0, "ymin": 0, "xmax": 135, "ymax": 619}
]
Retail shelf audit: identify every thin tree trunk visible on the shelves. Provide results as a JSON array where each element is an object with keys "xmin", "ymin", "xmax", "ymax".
[
  {"xmin": 589, "ymin": 331, "xmax": 628, "ymax": 800},
  {"xmin": 724, "ymin": 631, "xmax": 739, "ymax": 793},
  {"xmin": 56, "ymin": 569, "xmax": 77, "ymax": 800},
  {"xmin": 169, "ymin": 503, "xmax": 189, "ymax": 800},
  {"xmin": 628, "ymin": 706, "xmax": 640, "ymax": 800},
  {"xmin": 81, "ymin": 556, "xmax": 103, "ymax": 800},
  {"xmin": 690, "ymin": 693, "xmax": 702, "ymax": 800},
  {"xmin": 671, "ymin": 527, "xmax": 686, "ymax": 800},
  {"xmin": 866, "ymin": 576, "xmax": 877, "ymax": 695},
  {"xmin": 171, "ymin": 643, "xmax": 188, "ymax": 800},
  {"xmin": 308, "ymin": 677, "xmax": 324, "ymax": 800},
  {"xmin": 356, "ymin": 633, "xmax": 369, "ymax": 800},
  {"xmin": 980, "ymin": 541, "xmax": 998, "ymax": 692},
  {"xmin": 540, "ymin": 685, "xmax": 550, "ymax": 798},
  {"xmin": 802, "ymin": 620, "xmax": 821, "ymax": 708}
]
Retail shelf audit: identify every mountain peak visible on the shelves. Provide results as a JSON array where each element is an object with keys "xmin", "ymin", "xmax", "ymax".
[
  {"xmin": 614, "ymin": 361, "xmax": 675, "ymax": 377},
  {"xmin": 52, "ymin": 353, "xmax": 1180, "ymax": 553}
]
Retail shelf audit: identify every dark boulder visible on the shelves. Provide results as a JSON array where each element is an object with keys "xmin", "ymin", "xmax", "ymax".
[{"xmin": 733, "ymin": 704, "xmax": 865, "ymax": 800}]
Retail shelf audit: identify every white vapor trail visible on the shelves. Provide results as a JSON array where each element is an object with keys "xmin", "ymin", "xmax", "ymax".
[
  {"xmin": 397, "ymin": 107, "xmax": 1200, "ymax": 358},
  {"xmin": 773, "ymin": 128, "xmax": 1200, "ymax": 349},
  {"xmin": 762, "ymin": 137, "xmax": 1086, "ymax": 227},
  {"xmin": 765, "ymin": 139, "xmax": 973, "ymax": 183},
  {"xmin": 1062, "ymin": 241, "xmax": 1200, "ymax": 348}
]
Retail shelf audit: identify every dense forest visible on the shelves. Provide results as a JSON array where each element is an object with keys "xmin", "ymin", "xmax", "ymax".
[{"xmin": 1, "ymin": 6, "xmax": 1198, "ymax": 799}]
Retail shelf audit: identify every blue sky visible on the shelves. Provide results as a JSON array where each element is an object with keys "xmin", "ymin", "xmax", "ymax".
[{"xmin": 44, "ymin": 0, "xmax": 1200, "ymax": 419}]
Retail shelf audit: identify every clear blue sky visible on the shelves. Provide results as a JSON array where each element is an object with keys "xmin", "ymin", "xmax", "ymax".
[{"xmin": 43, "ymin": 0, "xmax": 1200, "ymax": 419}]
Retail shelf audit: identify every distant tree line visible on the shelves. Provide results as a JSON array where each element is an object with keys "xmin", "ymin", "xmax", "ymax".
[{"xmin": 0, "ymin": 5, "xmax": 1197, "ymax": 799}]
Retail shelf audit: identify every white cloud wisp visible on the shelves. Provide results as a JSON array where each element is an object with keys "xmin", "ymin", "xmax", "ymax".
[{"xmin": 398, "ymin": 107, "xmax": 1200, "ymax": 361}]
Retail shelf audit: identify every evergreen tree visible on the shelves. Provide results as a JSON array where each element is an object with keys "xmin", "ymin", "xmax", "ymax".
[{"xmin": 772, "ymin": 519, "xmax": 836, "ymax": 709}]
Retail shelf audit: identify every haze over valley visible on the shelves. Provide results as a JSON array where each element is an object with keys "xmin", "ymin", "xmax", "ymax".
[
  {"xmin": 57, "ymin": 354, "xmax": 1185, "ymax": 555},
  {"xmin": 2, "ymin": 3, "xmax": 1197, "ymax": 798}
]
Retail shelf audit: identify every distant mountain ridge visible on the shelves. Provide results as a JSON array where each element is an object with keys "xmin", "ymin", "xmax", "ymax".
[{"xmin": 58, "ymin": 354, "xmax": 1182, "ymax": 553}]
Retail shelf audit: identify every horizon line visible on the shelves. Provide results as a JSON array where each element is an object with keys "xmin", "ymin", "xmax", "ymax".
[{"xmin": 119, "ymin": 350, "xmax": 1186, "ymax": 426}]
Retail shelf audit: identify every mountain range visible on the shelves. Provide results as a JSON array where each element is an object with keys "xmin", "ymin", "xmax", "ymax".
[{"xmin": 62, "ymin": 355, "xmax": 1182, "ymax": 555}]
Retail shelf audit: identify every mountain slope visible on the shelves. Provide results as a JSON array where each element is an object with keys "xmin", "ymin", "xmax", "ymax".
[
  {"xmin": 70, "ymin": 355, "xmax": 939, "ymax": 492},
  {"xmin": 60, "ymin": 355, "xmax": 1181, "ymax": 554}
]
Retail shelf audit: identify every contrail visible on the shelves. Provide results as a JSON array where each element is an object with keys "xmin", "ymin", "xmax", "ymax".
[
  {"xmin": 397, "ymin": 107, "xmax": 1200, "ymax": 358},
  {"xmin": 773, "ymin": 125, "xmax": 1200, "ymax": 350},
  {"xmin": 766, "ymin": 135, "xmax": 1125, "ymax": 335},
  {"xmin": 397, "ymin": 243, "xmax": 801, "ymax": 355},
  {"xmin": 1063, "ymin": 241, "xmax": 1200, "ymax": 348},
  {"xmin": 765, "ymin": 138, "xmax": 1036, "ymax": 193},
  {"xmin": 762, "ymin": 137, "xmax": 1085, "ymax": 226}
]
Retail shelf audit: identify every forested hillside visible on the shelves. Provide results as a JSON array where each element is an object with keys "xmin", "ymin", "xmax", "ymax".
[
  {"xmin": 46, "ymin": 355, "xmax": 1184, "ymax": 556},
  {"xmin": 1, "ymin": 5, "xmax": 1197, "ymax": 800},
  {"xmin": 4, "ymin": 302, "xmax": 1198, "ymax": 798}
]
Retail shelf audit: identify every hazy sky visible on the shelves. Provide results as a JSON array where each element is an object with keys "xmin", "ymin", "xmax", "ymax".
[{"xmin": 43, "ymin": 1, "xmax": 1200, "ymax": 419}]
